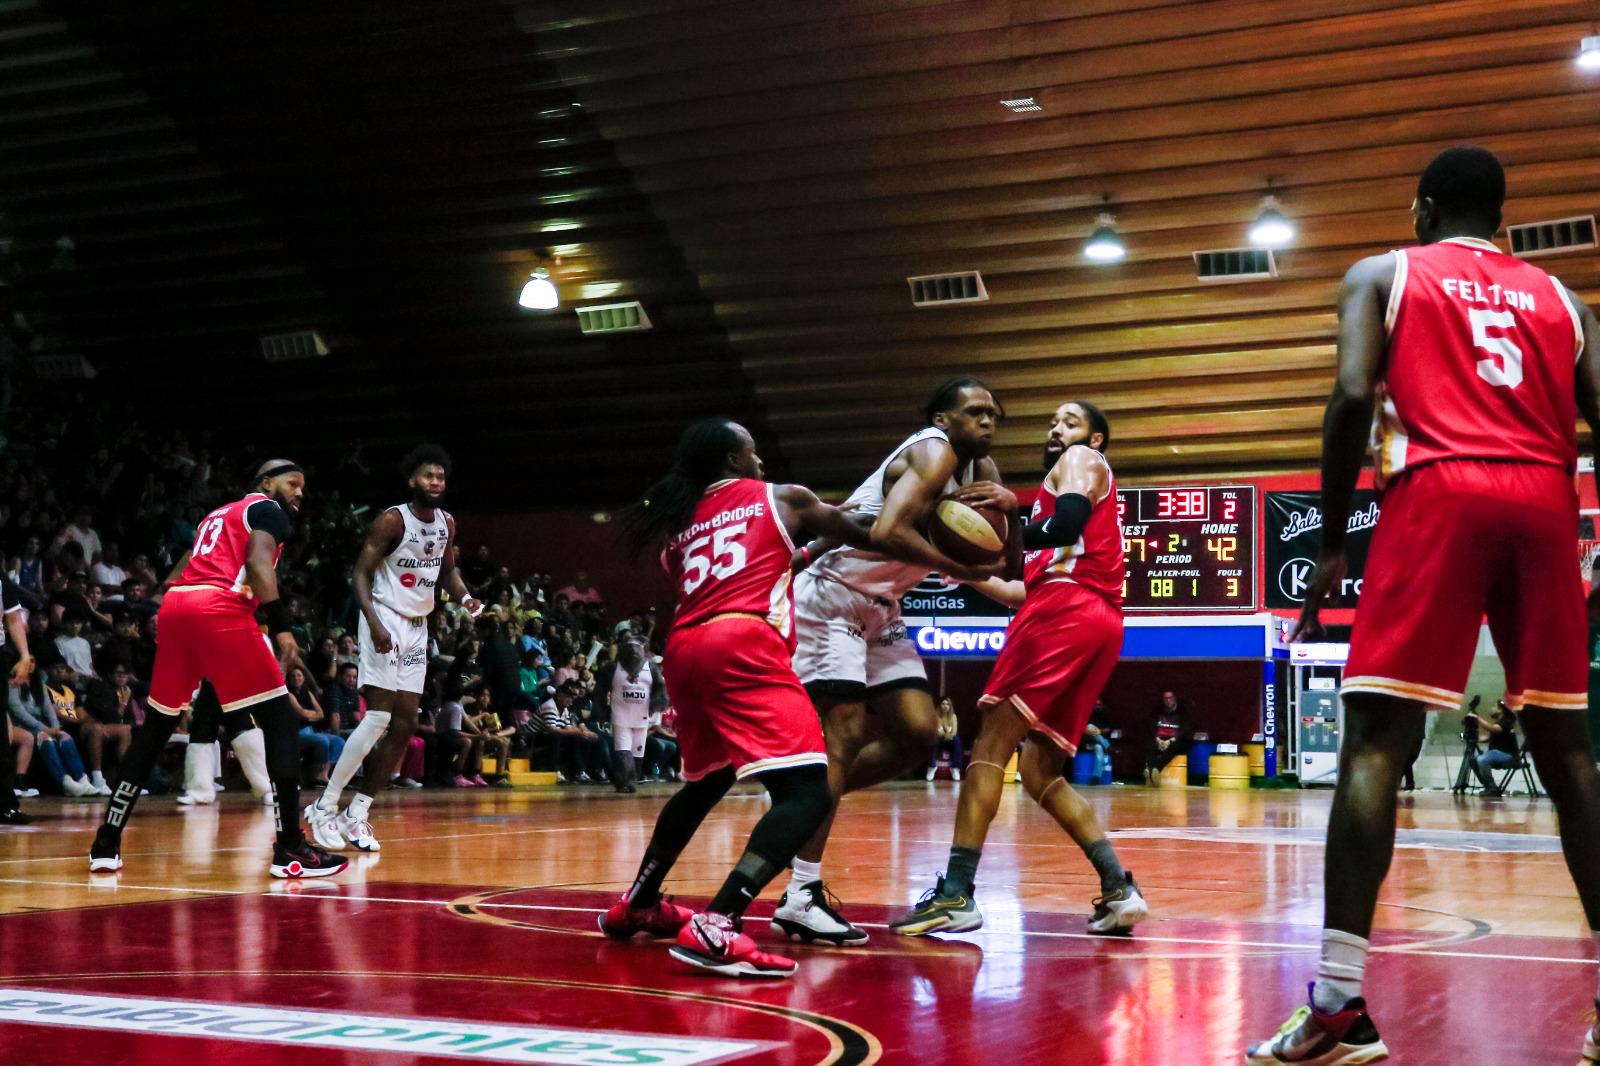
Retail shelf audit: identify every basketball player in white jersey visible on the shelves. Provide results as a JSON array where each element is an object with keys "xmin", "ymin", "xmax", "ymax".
[
  {"xmin": 599, "ymin": 636, "xmax": 664, "ymax": 793},
  {"xmin": 775, "ymin": 377, "xmax": 1018, "ymax": 944},
  {"xmin": 307, "ymin": 445, "xmax": 483, "ymax": 851}
]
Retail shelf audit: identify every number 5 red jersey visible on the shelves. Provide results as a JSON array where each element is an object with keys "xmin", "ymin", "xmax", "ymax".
[
  {"xmin": 175, "ymin": 493, "xmax": 286, "ymax": 610},
  {"xmin": 1374, "ymin": 236, "xmax": 1586, "ymax": 483},
  {"xmin": 664, "ymin": 479, "xmax": 798, "ymax": 646}
]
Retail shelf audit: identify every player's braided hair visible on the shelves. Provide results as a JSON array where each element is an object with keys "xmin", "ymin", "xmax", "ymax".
[
  {"xmin": 621, "ymin": 418, "xmax": 745, "ymax": 561},
  {"xmin": 400, "ymin": 443, "xmax": 452, "ymax": 479}
]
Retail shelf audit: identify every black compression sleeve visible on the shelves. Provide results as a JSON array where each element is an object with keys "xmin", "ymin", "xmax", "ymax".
[
  {"xmin": 1021, "ymin": 493, "xmax": 1093, "ymax": 551},
  {"xmin": 245, "ymin": 499, "xmax": 293, "ymax": 544}
]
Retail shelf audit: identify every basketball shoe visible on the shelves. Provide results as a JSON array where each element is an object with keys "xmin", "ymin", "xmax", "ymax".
[
  {"xmin": 269, "ymin": 839, "xmax": 348, "ymax": 879},
  {"xmin": 1246, "ymin": 985, "xmax": 1389, "ymax": 1064},
  {"xmin": 337, "ymin": 811, "xmax": 380, "ymax": 852},
  {"xmin": 670, "ymin": 912, "xmax": 796, "ymax": 978},
  {"xmin": 770, "ymin": 880, "xmax": 869, "ymax": 945},
  {"xmin": 598, "ymin": 893, "xmax": 695, "ymax": 940},
  {"xmin": 303, "ymin": 801, "xmax": 346, "ymax": 850},
  {"xmin": 88, "ymin": 827, "xmax": 122, "ymax": 872},
  {"xmin": 888, "ymin": 877, "xmax": 983, "ymax": 936},
  {"xmin": 1087, "ymin": 872, "xmax": 1149, "ymax": 935}
]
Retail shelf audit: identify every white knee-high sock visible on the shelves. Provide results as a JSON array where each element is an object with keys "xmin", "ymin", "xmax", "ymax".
[
  {"xmin": 182, "ymin": 744, "xmax": 214, "ymax": 800},
  {"xmin": 320, "ymin": 711, "xmax": 390, "ymax": 811},
  {"xmin": 231, "ymin": 728, "xmax": 273, "ymax": 799}
]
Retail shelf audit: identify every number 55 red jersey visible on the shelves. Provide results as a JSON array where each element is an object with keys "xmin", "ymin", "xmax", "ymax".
[
  {"xmin": 1374, "ymin": 236, "xmax": 1585, "ymax": 483},
  {"xmin": 664, "ymin": 479, "xmax": 798, "ymax": 647}
]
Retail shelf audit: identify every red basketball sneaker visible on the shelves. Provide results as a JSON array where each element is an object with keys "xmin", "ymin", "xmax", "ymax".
[
  {"xmin": 669, "ymin": 912, "xmax": 797, "ymax": 979},
  {"xmin": 597, "ymin": 894, "xmax": 695, "ymax": 940}
]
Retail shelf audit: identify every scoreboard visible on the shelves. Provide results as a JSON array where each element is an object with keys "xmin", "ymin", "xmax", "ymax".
[{"xmin": 1117, "ymin": 486, "xmax": 1257, "ymax": 612}]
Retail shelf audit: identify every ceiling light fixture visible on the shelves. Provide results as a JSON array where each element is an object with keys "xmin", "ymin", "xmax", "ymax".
[
  {"xmin": 518, "ymin": 249, "xmax": 561, "ymax": 310},
  {"xmin": 1579, "ymin": 34, "xmax": 1600, "ymax": 69},
  {"xmin": 1001, "ymin": 96, "xmax": 1043, "ymax": 113},
  {"xmin": 1083, "ymin": 213, "xmax": 1126, "ymax": 262},
  {"xmin": 1249, "ymin": 195, "xmax": 1295, "ymax": 248}
]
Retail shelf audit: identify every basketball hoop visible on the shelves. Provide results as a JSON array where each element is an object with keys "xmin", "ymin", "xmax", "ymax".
[{"xmin": 1580, "ymin": 538, "xmax": 1600, "ymax": 589}]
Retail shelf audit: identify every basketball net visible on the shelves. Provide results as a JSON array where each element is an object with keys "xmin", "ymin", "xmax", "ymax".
[{"xmin": 1581, "ymin": 538, "xmax": 1600, "ymax": 592}]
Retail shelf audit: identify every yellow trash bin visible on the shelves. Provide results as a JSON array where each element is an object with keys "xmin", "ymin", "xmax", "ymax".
[
  {"xmin": 1244, "ymin": 742, "xmax": 1267, "ymax": 778},
  {"xmin": 1210, "ymin": 753, "xmax": 1250, "ymax": 791},
  {"xmin": 1158, "ymin": 754, "xmax": 1188, "ymax": 788}
]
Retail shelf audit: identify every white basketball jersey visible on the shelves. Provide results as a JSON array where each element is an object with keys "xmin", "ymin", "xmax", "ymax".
[
  {"xmin": 610, "ymin": 662, "xmax": 653, "ymax": 729},
  {"xmin": 372, "ymin": 504, "xmax": 451, "ymax": 618},
  {"xmin": 809, "ymin": 427, "xmax": 975, "ymax": 599}
]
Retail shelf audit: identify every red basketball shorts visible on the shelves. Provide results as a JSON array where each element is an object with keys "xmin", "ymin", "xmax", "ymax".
[
  {"xmin": 148, "ymin": 587, "xmax": 288, "ymax": 715},
  {"xmin": 1343, "ymin": 460, "xmax": 1586, "ymax": 711},
  {"xmin": 979, "ymin": 580, "xmax": 1124, "ymax": 755},
  {"xmin": 664, "ymin": 615, "xmax": 827, "ymax": 781}
]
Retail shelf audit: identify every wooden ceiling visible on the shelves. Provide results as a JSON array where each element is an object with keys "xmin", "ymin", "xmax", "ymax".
[
  {"xmin": 521, "ymin": 0, "xmax": 1600, "ymax": 490},
  {"xmin": 4, "ymin": 0, "xmax": 1599, "ymax": 502}
]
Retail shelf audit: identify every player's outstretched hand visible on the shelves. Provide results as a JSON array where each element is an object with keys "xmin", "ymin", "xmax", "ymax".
[
  {"xmin": 952, "ymin": 481, "xmax": 1018, "ymax": 512},
  {"xmin": 1289, "ymin": 551, "xmax": 1347, "ymax": 644},
  {"xmin": 945, "ymin": 560, "xmax": 1008, "ymax": 584},
  {"xmin": 370, "ymin": 625, "xmax": 394, "ymax": 655},
  {"xmin": 8, "ymin": 654, "xmax": 33, "ymax": 687},
  {"xmin": 273, "ymin": 631, "xmax": 300, "ymax": 667},
  {"xmin": 464, "ymin": 597, "xmax": 486, "ymax": 620}
]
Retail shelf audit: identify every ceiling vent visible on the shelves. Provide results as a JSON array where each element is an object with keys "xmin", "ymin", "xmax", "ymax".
[
  {"xmin": 1000, "ymin": 96, "xmax": 1042, "ymax": 113},
  {"xmin": 259, "ymin": 329, "xmax": 329, "ymax": 361},
  {"xmin": 907, "ymin": 271, "xmax": 989, "ymax": 307},
  {"xmin": 1507, "ymin": 216, "xmax": 1596, "ymax": 258},
  {"xmin": 1193, "ymin": 248, "xmax": 1278, "ymax": 283},
  {"xmin": 577, "ymin": 301, "xmax": 652, "ymax": 334}
]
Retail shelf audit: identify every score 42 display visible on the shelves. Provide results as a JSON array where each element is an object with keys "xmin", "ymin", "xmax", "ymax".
[{"xmin": 1117, "ymin": 486, "xmax": 1257, "ymax": 612}]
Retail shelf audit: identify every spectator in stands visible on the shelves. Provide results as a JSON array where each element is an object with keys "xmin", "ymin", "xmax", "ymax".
[
  {"xmin": 9, "ymin": 665, "xmax": 97, "ymax": 796},
  {"xmin": 287, "ymin": 665, "xmax": 344, "ymax": 785},
  {"xmin": 80, "ymin": 661, "xmax": 139, "ymax": 781},
  {"xmin": 466, "ymin": 686, "xmax": 514, "ymax": 785},
  {"xmin": 1148, "ymin": 689, "xmax": 1190, "ymax": 780},
  {"xmin": 90, "ymin": 543, "xmax": 126, "ymax": 592},
  {"xmin": 119, "ymin": 577, "xmax": 155, "ymax": 620},
  {"xmin": 15, "ymin": 536, "xmax": 46, "ymax": 597},
  {"xmin": 437, "ymin": 680, "xmax": 485, "ymax": 787},
  {"xmin": 522, "ymin": 617, "xmax": 549, "ymax": 661},
  {"xmin": 539, "ymin": 681, "xmax": 605, "ymax": 783},
  {"xmin": 644, "ymin": 706, "xmax": 680, "ymax": 782},
  {"xmin": 327, "ymin": 661, "xmax": 364, "ymax": 727},
  {"xmin": 556, "ymin": 570, "xmax": 602, "ymax": 606},
  {"xmin": 38, "ymin": 660, "xmax": 109, "ymax": 794},
  {"xmin": 126, "ymin": 553, "xmax": 160, "ymax": 590},
  {"xmin": 926, "ymin": 697, "xmax": 964, "ymax": 782},
  {"xmin": 53, "ymin": 508, "xmax": 102, "ymax": 564},
  {"xmin": 1470, "ymin": 701, "xmax": 1521, "ymax": 797},
  {"xmin": 459, "ymin": 545, "xmax": 495, "ymax": 594},
  {"xmin": 52, "ymin": 616, "xmax": 95, "ymax": 679},
  {"xmin": 479, "ymin": 618, "xmax": 522, "ymax": 723},
  {"xmin": 1082, "ymin": 699, "xmax": 1113, "ymax": 772}
]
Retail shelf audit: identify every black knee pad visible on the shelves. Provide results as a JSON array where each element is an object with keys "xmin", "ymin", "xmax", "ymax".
[
  {"xmin": 219, "ymin": 708, "xmax": 257, "ymax": 744},
  {"xmin": 246, "ymin": 694, "xmax": 301, "ymax": 780},
  {"xmin": 760, "ymin": 763, "xmax": 832, "ymax": 827},
  {"xmin": 188, "ymin": 683, "xmax": 222, "ymax": 744}
]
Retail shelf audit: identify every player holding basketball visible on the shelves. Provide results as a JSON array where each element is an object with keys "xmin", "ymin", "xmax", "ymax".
[
  {"xmin": 598, "ymin": 418, "xmax": 993, "ymax": 977},
  {"xmin": 1248, "ymin": 147, "xmax": 1600, "ymax": 1064},
  {"xmin": 89, "ymin": 460, "xmax": 346, "ymax": 878},
  {"xmin": 307, "ymin": 444, "xmax": 482, "ymax": 852},
  {"xmin": 889, "ymin": 400, "xmax": 1146, "ymax": 937},
  {"xmin": 775, "ymin": 377, "xmax": 1017, "ymax": 945}
]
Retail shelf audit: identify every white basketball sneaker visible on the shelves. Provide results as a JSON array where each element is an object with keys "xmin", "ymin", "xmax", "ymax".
[
  {"xmin": 338, "ymin": 811, "xmax": 380, "ymax": 852},
  {"xmin": 303, "ymin": 802, "xmax": 346, "ymax": 850},
  {"xmin": 770, "ymin": 880, "xmax": 869, "ymax": 945}
]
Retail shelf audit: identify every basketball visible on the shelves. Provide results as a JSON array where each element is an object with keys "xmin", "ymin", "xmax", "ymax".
[{"xmin": 928, "ymin": 497, "xmax": 1007, "ymax": 566}]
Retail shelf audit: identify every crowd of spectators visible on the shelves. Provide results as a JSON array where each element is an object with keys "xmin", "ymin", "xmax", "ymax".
[{"xmin": 0, "ymin": 392, "xmax": 675, "ymax": 811}]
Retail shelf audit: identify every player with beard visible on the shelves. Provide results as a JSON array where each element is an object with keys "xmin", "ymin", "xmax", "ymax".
[
  {"xmin": 89, "ymin": 460, "xmax": 345, "ymax": 878},
  {"xmin": 890, "ymin": 401, "xmax": 1146, "ymax": 938},
  {"xmin": 776, "ymin": 377, "xmax": 1019, "ymax": 945},
  {"xmin": 306, "ymin": 444, "xmax": 483, "ymax": 852}
]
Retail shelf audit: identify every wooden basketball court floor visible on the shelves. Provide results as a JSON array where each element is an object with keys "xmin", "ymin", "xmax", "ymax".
[{"xmin": 0, "ymin": 782, "xmax": 1590, "ymax": 1065}]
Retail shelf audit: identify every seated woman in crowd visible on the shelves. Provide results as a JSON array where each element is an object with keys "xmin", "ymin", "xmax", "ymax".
[
  {"xmin": 287, "ymin": 665, "xmax": 345, "ymax": 785},
  {"xmin": 643, "ymin": 706, "xmax": 680, "ymax": 782},
  {"xmin": 7, "ymin": 662, "xmax": 97, "ymax": 796},
  {"xmin": 436, "ymin": 680, "xmax": 486, "ymax": 787},
  {"xmin": 465, "ymin": 685, "xmax": 514, "ymax": 785}
]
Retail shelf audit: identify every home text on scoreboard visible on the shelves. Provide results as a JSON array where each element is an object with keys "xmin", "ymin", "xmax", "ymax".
[{"xmin": 1117, "ymin": 486, "xmax": 1257, "ymax": 612}]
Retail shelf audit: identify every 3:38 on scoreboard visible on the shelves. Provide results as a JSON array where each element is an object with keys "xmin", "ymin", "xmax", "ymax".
[{"xmin": 1116, "ymin": 486, "xmax": 1257, "ymax": 612}]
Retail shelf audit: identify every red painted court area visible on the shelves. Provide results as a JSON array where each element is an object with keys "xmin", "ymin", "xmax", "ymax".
[{"xmin": 0, "ymin": 879, "xmax": 1591, "ymax": 1065}]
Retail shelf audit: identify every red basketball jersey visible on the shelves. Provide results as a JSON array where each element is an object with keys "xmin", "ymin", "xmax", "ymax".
[
  {"xmin": 1022, "ymin": 451, "xmax": 1124, "ymax": 608},
  {"xmin": 175, "ymin": 493, "xmax": 284, "ymax": 609},
  {"xmin": 665, "ymin": 479, "xmax": 799, "ymax": 646},
  {"xmin": 1374, "ymin": 237, "xmax": 1585, "ymax": 483}
]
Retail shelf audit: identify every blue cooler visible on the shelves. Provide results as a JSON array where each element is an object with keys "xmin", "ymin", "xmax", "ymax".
[
  {"xmin": 1071, "ymin": 752, "xmax": 1097, "ymax": 785},
  {"xmin": 1188, "ymin": 741, "xmax": 1216, "ymax": 784}
]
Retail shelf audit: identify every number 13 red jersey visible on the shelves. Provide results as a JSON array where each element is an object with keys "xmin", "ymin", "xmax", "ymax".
[
  {"xmin": 1374, "ymin": 236, "xmax": 1586, "ymax": 482},
  {"xmin": 665, "ymin": 479, "xmax": 799, "ymax": 646},
  {"xmin": 175, "ymin": 493, "xmax": 285, "ymax": 610}
]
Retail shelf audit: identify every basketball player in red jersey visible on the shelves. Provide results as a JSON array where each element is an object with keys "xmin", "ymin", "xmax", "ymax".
[
  {"xmin": 889, "ymin": 401, "xmax": 1146, "ymax": 937},
  {"xmin": 88, "ymin": 460, "xmax": 347, "ymax": 879},
  {"xmin": 1248, "ymin": 147, "xmax": 1600, "ymax": 1064},
  {"xmin": 599, "ymin": 418, "xmax": 995, "ymax": 977}
]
